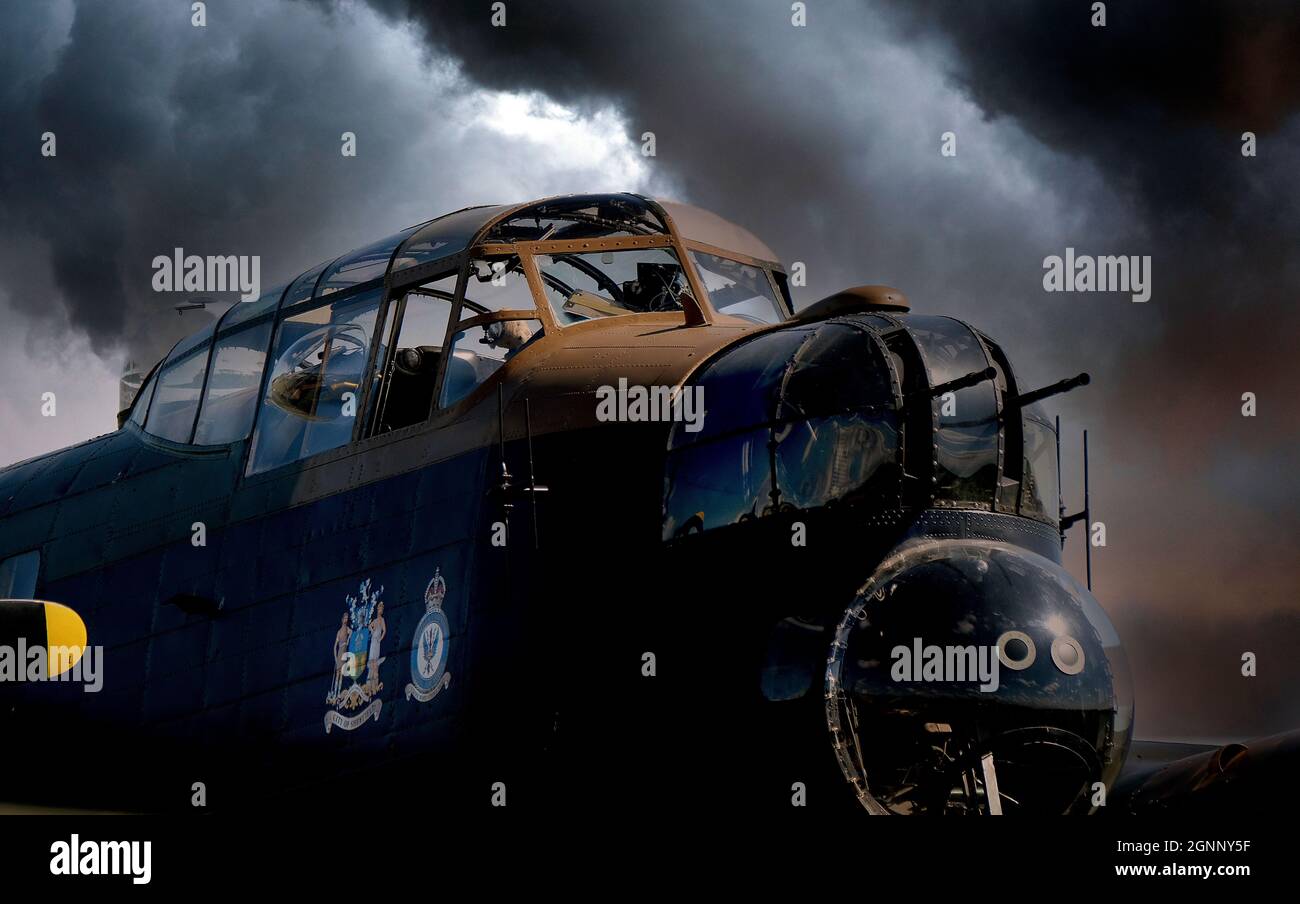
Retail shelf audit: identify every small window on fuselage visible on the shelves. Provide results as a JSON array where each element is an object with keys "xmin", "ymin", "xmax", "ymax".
[
  {"xmin": 441, "ymin": 315, "xmax": 544, "ymax": 408},
  {"xmin": 1021, "ymin": 412, "xmax": 1059, "ymax": 525},
  {"xmin": 439, "ymin": 257, "xmax": 543, "ymax": 408},
  {"xmin": 371, "ymin": 273, "xmax": 457, "ymax": 434},
  {"xmin": 144, "ymin": 344, "xmax": 211, "ymax": 443},
  {"xmin": 689, "ymin": 251, "xmax": 785, "ymax": 324},
  {"xmin": 193, "ymin": 320, "xmax": 273, "ymax": 445},
  {"xmin": 247, "ymin": 289, "xmax": 382, "ymax": 474},
  {"xmin": 128, "ymin": 367, "xmax": 159, "ymax": 428},
  {"xmin": 538, "ymin": 247, "xmax": 688, "ymax": 325},
  {"xmin": 0, "ymin": 549, "xmax": 40, "ymax": 599}
]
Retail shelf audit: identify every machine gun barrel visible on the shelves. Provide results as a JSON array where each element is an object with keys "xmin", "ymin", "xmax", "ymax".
[
  {"xmin": 924, "ymin": 366, "xmax": 997, "ymax": 400},
  {"xmin": 1012, "ymin": 372, "xmax": 1090, "ymax": 409}
]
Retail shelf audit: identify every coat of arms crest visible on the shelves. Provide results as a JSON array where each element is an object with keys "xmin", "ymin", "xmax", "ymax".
[{"xmin": 325, "ymin": 578, "xmax": 387, "ymax": 733}]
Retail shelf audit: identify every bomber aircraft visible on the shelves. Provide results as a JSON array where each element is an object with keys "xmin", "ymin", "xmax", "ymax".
[{"xmin": 1, "ymin": 193, "xmax": 1294, "ymax": 815}]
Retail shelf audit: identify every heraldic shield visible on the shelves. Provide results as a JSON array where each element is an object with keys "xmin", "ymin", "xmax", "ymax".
[
  {"xmin": 406, "ymin": 568, "xmax": 452, "ymax": 703},
  {"xmin": 325, "ymin": 578, "xmax": 387, "ymax": 733}
]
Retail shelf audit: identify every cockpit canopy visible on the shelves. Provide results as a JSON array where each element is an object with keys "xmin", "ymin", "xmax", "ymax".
[{"xmin": 121, "ymin": 193, "xmax": 794, "ymax": 475}]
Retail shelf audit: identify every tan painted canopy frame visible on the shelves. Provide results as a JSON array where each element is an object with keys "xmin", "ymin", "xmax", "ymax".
[
  {"xmin": 475, "ymin": 233, "xmax": 712, "ymax": 328},
  {"xmin": 384, "ymin": 198, "xmax": 721, "ymax": 427}
]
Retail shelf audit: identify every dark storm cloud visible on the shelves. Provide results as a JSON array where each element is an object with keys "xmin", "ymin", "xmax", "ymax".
[
  {"xmin": 880, "ymin": 0, "xmax": 1300, "ymax": 438},
  {"xmin": 356, "ymin": 0, "xmax": 969, "ymax": 299},
  {"xmin": 0, "ymin": 0, "xmax": 474, "ymax": 365},
  {"xmin": 887, "ymin": 0, "xmax": 1300, "ymax": 214}
]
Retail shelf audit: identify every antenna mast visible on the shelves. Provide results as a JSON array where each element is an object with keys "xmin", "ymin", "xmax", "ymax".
[
  {"xmin": 1083, "ymin": 430, "xmax": 1092, "ymax": 592},
  {"xmin": 1058, "ymin": 419, "xmax": 1094, "ymax": 592}
]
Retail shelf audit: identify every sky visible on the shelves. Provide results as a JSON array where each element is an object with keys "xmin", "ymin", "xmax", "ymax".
[{"xmin": 0, "ymin": 0, "xmax": 1297, "ymax": 740}]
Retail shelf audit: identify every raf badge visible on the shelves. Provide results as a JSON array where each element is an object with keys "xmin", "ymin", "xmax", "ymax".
[
  {"xmin": 325, "ymin": 578, "xmax": 387, "ymax": 733},
  {"xmin": 405, "ymin": 568, "xmax": 452, "ymax": 703}
]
